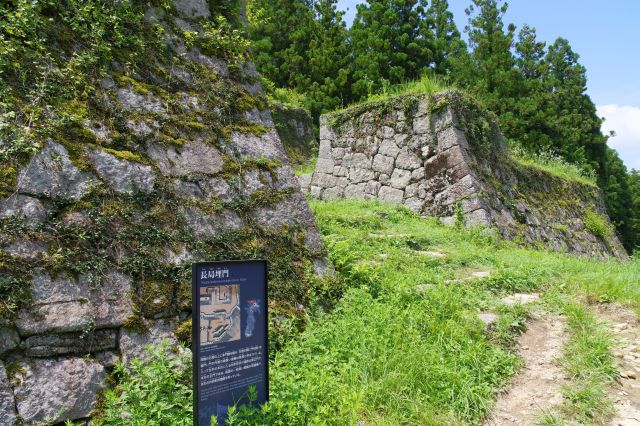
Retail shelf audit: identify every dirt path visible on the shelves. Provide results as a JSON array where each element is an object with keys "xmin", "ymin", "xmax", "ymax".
[
  {"xmin": 593, "ymin": 303, "xmax": 640, "ymax": 426},
  {"xmin": 486, "ymin": 314, "xmax": 568, "ymax": 425}
]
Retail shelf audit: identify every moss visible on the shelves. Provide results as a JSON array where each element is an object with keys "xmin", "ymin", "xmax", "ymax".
[
  {"xmin": 584, "ymin": 208, "xmax": 614, "ymax": 240},
  {"xmin": 117, "ymin": 75, "xmax": 151, "ymax": 96},
  {"xmin": 98, "ymin": 146, "xmax": 148, "ymax": 164},
  {"xmin": 0, "ymin": 165, "xmax": 17, "ymax": 198},
  {"xmin": 139, "ymin": 278, "xmax": 173, "ymax": 318},
  {"xmin": 226, "ymin": 123, "xmax": 269, "ymax": 137},
  {"xmin": 174, "ymin": 317, "xmax": 192, "ymax": 345}
]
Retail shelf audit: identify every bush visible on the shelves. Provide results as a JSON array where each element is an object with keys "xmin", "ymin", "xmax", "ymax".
[{"xmin": 584, "ymin": 208, "xmax": 614, "ymax": 240}]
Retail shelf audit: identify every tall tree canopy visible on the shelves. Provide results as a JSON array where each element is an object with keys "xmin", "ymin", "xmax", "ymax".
[{"xmin": 349, "ymin": 0, "xmax": 433, "ymax": 97}]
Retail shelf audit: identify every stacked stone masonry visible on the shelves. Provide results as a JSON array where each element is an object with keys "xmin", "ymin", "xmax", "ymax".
[
  {"xmin": 0, "ymin": 0, "xmax": 330, "ymax": 424},
  {"xmin": 301, "ymin": 91, "xmax": 626, "ymax": 259}
]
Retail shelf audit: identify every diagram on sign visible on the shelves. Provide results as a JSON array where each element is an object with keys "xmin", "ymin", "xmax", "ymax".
[{"xmin": 199, "ymin": 284, "xmax": 241, "ymax": 345}]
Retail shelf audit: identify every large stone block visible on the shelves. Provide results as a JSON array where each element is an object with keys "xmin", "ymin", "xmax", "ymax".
[
  {"xmin": 378, "ymin": 186, "xmax": 404, "ymax": 204},
  {"xmin": 231, "ymin": 130, "xmax": 288, "ymax": 162},
  {"xmin": 148, "ymin": 140, "xmax": 223, "ymax": 176},
  {"xmin": 396, "ymin": 149, "xmax": 422, "ymax": 170},
  {"xmin": 23, "ymin": 329, "xmax": 117, "ymax": 357},
  {"xmin": 0, "ymin": 327, "xmax": 20, "ymax": 357},
  {"xmin": 378, "ymin": 139, "xmax": 400, "ymax": 158},
  {"xmin": 16, "ymin": 272, "xmax": 133, "ymax": 336},
  {"xmin": 17, "ymin": 140, "xmax": 98, "ymax": 200},
  {"xmin": 372, "ymin": 154, "xmax": 395, "ymax": 175},
  {"xmin": 86, "ymin": 148, "xmax": 155, "ymax": 194},
  {"xmin": 183, "ymin": 207, "xmax": 243, "ymax": 237},
  {"xmin": 389, "ymin": 169, "xmax": 412, "ymax": 189},
  {"xmin": 116, "ymin": 87, "xmax": 167, "ymax": 115},
  {"xmin": 13, "ymin": 357, "xmax": 106, "ymax": 424},
  {"xmin": 0, "ymin": 195, "xmax": 46, "ymax": 225}
]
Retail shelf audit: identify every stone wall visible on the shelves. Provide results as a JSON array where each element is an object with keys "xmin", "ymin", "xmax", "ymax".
[
  {"xmin": 0, "ymin": 1, "xmax": 330, "ymax": 424},
  {"xmin": 270, "ymin": 102, "xmax": 318, "ymax": 166},
  {"xmin": 301, "ymin": 90, "xmax": 626, "ymax": 259}
]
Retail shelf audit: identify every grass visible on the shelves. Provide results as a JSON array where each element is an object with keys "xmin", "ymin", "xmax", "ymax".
[
  {"xmin": 508, "ymin": 142, "xmax": 598, "ymax": 187},
  {"xmin": 96, "ymin": 199, "xmax": 639, "ymax": 425},
  {"xmin": 539, "ymin": 301, "xmax": 617, "ymax": 425}
]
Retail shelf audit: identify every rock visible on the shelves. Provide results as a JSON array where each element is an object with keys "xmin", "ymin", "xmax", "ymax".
[
  {"xmin": 0, "ymin": 194, "xmax": 46, "ymax": 224},
  {"xmin": 378, "ymin": 139, "xmax": 400, "ymax": 158},
  {"xmin": 163, "ymin": 245, "xmax": 193, "ymax": 266},
  {"xmin": 94, "ymin": 351, "xmax": 120, "ymax": 368},
  {"xmin": 241, "ymin": 170, "xmax": 265, "ymax": 196},
  {"xmin": 478, "ymin": 312, "xmax": 498, "ymax": 326},
  {"xmin": 86, "ymin": 148, "xmax": 155, "ymax": 194},
  {"xmin": 312, "ymin": 257, "xmax": 337, "ymax": 278},
  {"xmin": 23, "ymin": 329, "xmax": 117, "ymax": 357},
  {"xmin": 0, "ymin": 327, "xmax": 20, "ymax": 357},
  {"xmin": 378, "ymin": 186, "xmax": 404, "ymax": 204},
  {"xmin": 116, "ymin": 87, "xmax": 166, "ymax": 115},
  {"xmin": 13, "ymin": 357, "xmax": 106, "ymax": 424},
  {"xmin": 389, "ymin": 169, "xmax": 411, "ymax": 189},
  {"xmin": 148, "ymin": 141, "xmax": 223, "ymax": 176},
  {"xmin": 396, "ymin": 149, "xmax": 422, "ymax": 170},
  {"xmin": 625, "ymin": 370, "xmax": 637, "ymax": 380},
  {"xmin": 0, "ymin": 362, "xmax": 18, "ymax": 426},
  {"xmin": 200, "ymin": 177, "xmax": 234, "ymax": 201},
  {"xmin": 297, "ymin": 173, "xmax": 312, "ymax": 191},
  {"xmin": 16, "ymin": 271, "xmax": 133, "ymax": 336},
  {"xmin": 3, "ymin": 238, "xmax": 48, "ymax": 260},
  {"xmin": 183, "ymin": 207, "xmax": 243, "ymax": 237},
  {"xmin": 17, "ymin": 140, "xmax": 97, "ymax": 200},
  {"xmin": 230, "ymin": 130, "xmax": 288, "ymax": 162},
  {"xmin": 119, "ymin": 319, "xmax": 178, "ymax": 364},
  {"xmin": 372, "ymin": 154, "xmax": 395, "ymax": 175},
  {"xmin": 469, "ymin": 270, "xmax": 491, "ymax": 279},
  {"xmin": 502, "ymin": 293, "xmax": 540, "ymax": 306}
]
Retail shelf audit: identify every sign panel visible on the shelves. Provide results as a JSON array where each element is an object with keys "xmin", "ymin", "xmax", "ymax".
[{"xmin": 192, "ymin": 260, "xmax": 268, "ymax": 426}]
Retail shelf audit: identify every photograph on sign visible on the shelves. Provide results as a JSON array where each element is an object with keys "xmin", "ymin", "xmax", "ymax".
[{"xmin": 192, "ymin": 261, "xmax": 268, "ymax": 426}]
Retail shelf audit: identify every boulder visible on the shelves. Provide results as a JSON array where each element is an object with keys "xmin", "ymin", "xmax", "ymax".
[
  {"xmin": 0, "ymin": 327, "xmax": 20, "ymax": 357},
  {"xmin": 231, "ymin": 130, "xmax": 288, "ymax": 162},
  {"xmin": 116, "ymin": 87, "xmax": 166, "ymax": 115},
  {"xmin": 13, "ymin": 357, "xmax": 106, "ymax": 424},
  {"xmin": 182, "ymin": 206, "xmax": 244, "ymax": 238},
  {"xmin": 17, "ymin": 140, "xmax": 97, "ymax": 200}
]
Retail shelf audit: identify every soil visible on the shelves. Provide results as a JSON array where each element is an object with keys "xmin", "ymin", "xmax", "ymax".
[
  {"xmin": 486, "ymin": 314, "xmax": 568, "ymax": 425},
  {"xmin": 593, "ymin": 303, "xmax": 640, "ymax": 426}
]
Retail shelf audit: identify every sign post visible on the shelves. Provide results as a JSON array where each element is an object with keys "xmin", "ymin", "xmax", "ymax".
[{"xmin": 192, "ymin": 260, "xmax": 268, "ymax": 426}]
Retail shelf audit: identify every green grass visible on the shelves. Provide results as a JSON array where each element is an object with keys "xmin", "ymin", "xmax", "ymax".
[
  {"xmin": 96, "ymin": 199, "xmax": 639, "ymax": 425},
  {"xmin": 293, "ymin": 155, "xmax": 317, "ymax": 175},
  {"xmin": 509, "ymin": 143, "xmax": 598, "ymax": 187},
  {"xmin": 539, "ymin": 301, "xmax": 617, "ymax": 425}
]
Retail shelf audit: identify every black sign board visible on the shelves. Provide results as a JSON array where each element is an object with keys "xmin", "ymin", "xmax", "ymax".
[{"xmin": 192, "ymin": 260, "xmax": 268, "ymax": 426}]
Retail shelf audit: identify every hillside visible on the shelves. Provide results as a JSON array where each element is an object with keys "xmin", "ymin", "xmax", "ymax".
[{"xmin": 96, "ymin": 199, "xmax": 639, "ymax": 424}]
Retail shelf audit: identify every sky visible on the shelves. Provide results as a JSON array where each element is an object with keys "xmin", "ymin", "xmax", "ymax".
[{"xmin": 336, "ymin": 0, "xmax": 640, "ymax": 170}]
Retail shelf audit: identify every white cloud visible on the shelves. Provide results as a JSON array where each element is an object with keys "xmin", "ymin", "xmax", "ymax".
[{"xmin": 597, "ymin": 104, "xmax": 640, "ymax": 171}]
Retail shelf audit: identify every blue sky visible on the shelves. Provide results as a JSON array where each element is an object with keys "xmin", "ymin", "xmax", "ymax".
[{"xmin": 336, "ymin": 0, "xmax": 640, "ymax": 170}]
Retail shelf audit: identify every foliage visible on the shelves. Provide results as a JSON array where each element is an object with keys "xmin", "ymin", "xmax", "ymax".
[
  {"xmin": 94, "ymin": 342, "xmax": 193, "ymax": 425},
  {"xmin": 584, "ymin": 208, "xmax": 614, "ymax": 241},
  {"xmin": 508, "ymin": 142, "xmax": 597, "ymax": 186}
]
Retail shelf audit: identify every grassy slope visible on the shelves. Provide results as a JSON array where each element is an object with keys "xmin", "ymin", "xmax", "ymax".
[{"xmin": 96, "ymin": 199, "xmax": 638, "ymax": 425}]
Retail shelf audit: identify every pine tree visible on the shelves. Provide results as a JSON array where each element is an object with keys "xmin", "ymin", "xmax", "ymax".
[
  {"xmin": 305, "ymin": 0, "xmax": 352, "ymax": 116},
  {"xmin": 425, "ymin": 0, "xmax": 466, "ymax": 76},
  {"xmin": 350, "ymin": 0, "xmax": 433, "ymax": 98},
  {"xmin": 247, "ymin": 0, "xmax": 315, "ymax": 88},
  {"xmin": 458, "ymin": 0, "xmax": 521, "ymax": 126},
  {"xmin": 543, "ymin": 37, "xmax": 607, "ymax": 165},
  {"xmin": 628, "ymin": 169, "xmax": 640, "ymax": 252}
]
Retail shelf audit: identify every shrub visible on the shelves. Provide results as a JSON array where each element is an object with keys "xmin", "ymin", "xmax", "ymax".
[{"xmin": 584, "ymin": 208, "xmax": 614, "ymax": 240}]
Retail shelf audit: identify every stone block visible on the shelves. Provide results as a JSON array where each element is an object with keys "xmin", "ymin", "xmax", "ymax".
[
  {"xmin": 323, "ymin": 187, "xmax": 344, "ymax": 200},
  {"xmin": 318, "ymin": 139, "xmax": 332, "ymax": 158},
  {"xmin": 403, "ymin": 197, "xmax": 423, "ymax": 212},
  {"xmin": 0, "ymin": 363, "xmax": 17, "ymax": 426},
  {"xmin": 372, "ymin": 154, "xmax": 395, "ymax": 175},
  {"xmin": 0, "ymin": 327, "xmax": 19, "ymax": 357},
  {"xmin": 16, "ymin": 271, "xmax": 133, "ymax": 336},
  {"xmin": 4, "ymin": 238, "xmax": 47, "ymax": 260},
  {"xmin": 389, "ymin": 169, "xmax": 411, "ymax": 189},
  {"xmin": 378, "ymin": 186, "xmax": 404, "ymax": 204},
  {"xmin": 396, "ymin": 149, "xmax": 422, "ymax": 170},
  {"xmin": 411, "ymin": 167, "xmax": 425, "ymax": 182},
  {"xmin": 413, "ymin": 115, "xmax": 430, "ymax": 133},
  {"xmin": 315, "ymin": 158, "xmax": 335, "ymax": 174},
  {"xmin": 230, "ymin": 130, "xmax": 288, "ymax": 162},
  {"xmin": 183, "ymin": 207, "xmax": 243, "ymax": 238},
  {"xmin": 87, "ymin": 148, "xmax": 155, "ymax": 194},
  {"xmin": 437, "ymin": 127, "xmax": 468, "ymax": 151},
  {"xmin": 344, "ymin": 183, "xmax": 368, "ymax": 199},
  {"xmin": 365, "ymin": 181, "xmax": 382, "ymax": 196},
  {"xmin": 351, "ymin": 153, "xmax": 372, "ymax": 169},
  {"xmin": 119, "ymin": 319, "xmax": 178, "ymax": 364},
  {"xmin": 0, "ymin": 195, "xmax": 46, "ymax": 225},
  {"xmin": 348, "ymin": 167, "xmax": 375, "ymax": 184},
  {"xmin": 296, "ymin": 173, "xmax": 312, "ymax": 191},
  {"xmin": 200, "ymin": 176, "xmax": 234, "ymax": 201},
  {"xmin": 378, "ymin": 139, "xmax": 400, "ymax": 158},
  {"xmin": 148, "ymin": 140, "xmax": 223, "ymax": 176},
  {"xmin": 23, "ymin": 329, "xmax": 117, "ymax": 357},
  {"xmin": 311, "ymin": 172, "xmax": 338, "ymax": 188},
  {"xmin": 116, "ymin": 87, "xmax": 167, "ymax": 115},
  {"xmin": 17, "ymin": 140, "xmax": 98, "ymax": 200},
  {"xmin": 13, "ymin": 357, "xmax": 106, "ymax": 424}
]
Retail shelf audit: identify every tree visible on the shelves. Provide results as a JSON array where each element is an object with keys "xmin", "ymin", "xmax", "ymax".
[
  {"xmin": 350, "ymin": 0, "xmax": 433, "ymax": 98},
  {"xmin": 458, "ymin": 0, "xmax": 521, "ymax": 130},
  {"xmin": 628, "ymin": 169, "xmax": 640, "ymax": 253},
  {"xmin": 247, "ymin": 0, "xmax": 315, "ymax": 88},
  {"xmin": 424, "ymin": 0, "xmax": 466, "ymax": 76}
]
